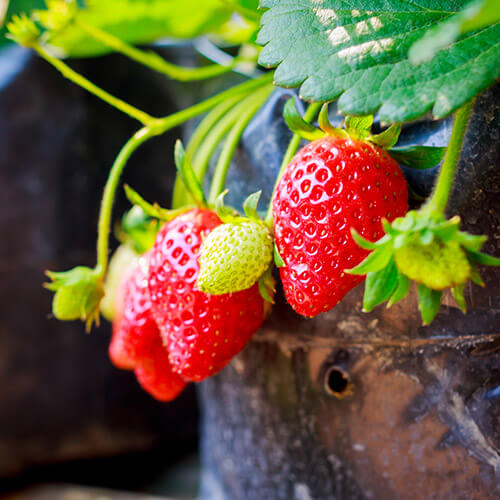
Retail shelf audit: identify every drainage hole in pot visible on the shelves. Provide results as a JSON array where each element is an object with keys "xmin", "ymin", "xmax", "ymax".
[{"xmin": 324, "ymin": 366, "xmax": 351, "ymax": 398}]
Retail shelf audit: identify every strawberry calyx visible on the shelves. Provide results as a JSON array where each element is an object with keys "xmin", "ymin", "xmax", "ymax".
[
  {"xmin": 44, "ymin": 266, "xmax": 105, "ymax": 331},
  {"xmin": 348, "ymin": 210, "xmax": 500, "ymax": 324},
  {"xmin": 33, "ymin": 0, "xmax": 77, "ymax": 35},
  {"xmin": 6, "ymin": 14, "xmax": 40, "ymax": 47},
  {"xmin": 283, "ymin": 99, "xmax": 445, "ymax": 170}
]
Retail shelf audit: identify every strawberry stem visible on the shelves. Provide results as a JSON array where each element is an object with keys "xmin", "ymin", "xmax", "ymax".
[
  {"xmin": 208, "ymin": 84, "xmax": 273, "ymax": 204},
  {"xmin": 75, "ymin": 18, "xmax": 240, "ymax": 82},
  {"xmin": 93, "ymin": 73, "xmax": 274, "ymax": 277},
  {"xmin": 32, "ymin": 42, "xmax": 156, "ymax": 125},
  {"xmin": 421, "ymin": 99, "xmax": 475, "ymax": 216},
  {"xmin": 264, "ymin": 102, "xmax": 321, "ymax": 225}
]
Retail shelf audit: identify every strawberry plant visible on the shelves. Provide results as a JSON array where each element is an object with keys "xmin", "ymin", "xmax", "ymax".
[{"xmin": 5, "ymin": 0, "xmax": 499, "ymax": 399}]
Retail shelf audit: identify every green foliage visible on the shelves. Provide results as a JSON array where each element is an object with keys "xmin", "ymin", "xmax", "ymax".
[
  {"xmin": 410, "ymin": 0, "xmax": 500, "ymax": 63},
  {"xmin": 258, "ymin": 0, "xmax": 500, "ymax": 122},
  {"xmin": 35, "ymin": 0, "xmax": 234, "ymax": 57}
]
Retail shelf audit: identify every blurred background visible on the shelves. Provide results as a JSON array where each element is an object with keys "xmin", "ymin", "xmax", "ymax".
[{"xmin": 0, "ymin": 1, "xmax": 208, "ymax": 499}]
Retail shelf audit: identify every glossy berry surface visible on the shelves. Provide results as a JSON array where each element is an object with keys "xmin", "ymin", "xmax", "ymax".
[
  {"xmin": 109, "ymin": 254, "xmax": 159, "ymax": 368},
  {"xmin": 148, "ymin": 208, "xmax": 266, "ymax": 382},
  {"xmin": 273, "ymin": 136, "xmax": 408, "ymax": 317},
  {"xmin": 134, "ymin": 336, "xmax": 187, "ymax": 402}
]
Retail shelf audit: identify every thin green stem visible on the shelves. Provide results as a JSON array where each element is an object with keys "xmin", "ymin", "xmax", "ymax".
[
  {"xmin": 76, "ymin": 19, "xmax": 237, "ymax": 81},
  {"xmin": 95, "ymin": 127, "xmax": 154, "ymax": 276},
  {"xmin": 172, "ymin": 94, "xmax": 242, "ymax": 209},
  {"xmin": 422, "ymin": 99, "xmax": 475, "ymax": 216},
  {"xmin": 32, "ymin": 43, "xmax": 155, "ymax": 125},
  {"xmin": 265, "ymin": 102, "xmax": 321, "ymax": 225},
  {"xmin": 208, "ymin": 85, "xmax": 273, "ymax": 204},
  {"xmin": 93, "ymin": 72, "xmax": 274, "ymax": 275}
]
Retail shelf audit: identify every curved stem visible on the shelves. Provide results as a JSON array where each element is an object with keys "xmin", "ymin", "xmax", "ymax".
[
  {"xmin": 76, "ymin": 19, "xmax": 237, "ymax": 81},
  {"xmin": 95, "ymin": 127, "xmax": 154, "ymax": 276},
  {"xmin": 93, "ymin": 72, "xmax": 274, "ymax": 275},
  {"xmin": 264, "ymin": 102, "xmax": 321, "ymax": 225},
  {"xmin": 208, "ymin": 85, "xmax": 273, "ymax": 203},
  {"xmin": 32, "ymin": 43, "xmax": 156, "ymax": 125},
  {"xmin": 422, "ymin": 99, "xmax": 475, "ymax": 216}
]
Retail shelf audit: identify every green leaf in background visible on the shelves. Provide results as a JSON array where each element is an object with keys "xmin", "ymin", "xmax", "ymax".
[
  {"xmin": 410, "ymin": 0, "xmax": 500, "ymax": 64},
  {"xmin": 41, "ymin": 0, "xmax": 234, "ymax": 58},
  {"xmin": 258, "ymin": 0, "xmax": 500, "ymax": 122}
]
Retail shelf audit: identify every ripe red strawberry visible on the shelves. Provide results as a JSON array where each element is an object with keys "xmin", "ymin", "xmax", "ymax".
[
  {"xmin": 147, "ymin": 208, "xmax": 266, "ymax": 382},
  {"xmin": 134, "ymin": 336, "xmax": 187, "ymax": 402},
  {"xmin": 273, "ymin": 136, "xmax": 408, "ymax": 317},
  {"xmin": 108, "ymin": 254, "xmax": 158, "ymax": 369},
  {"xmin": 108, "ymin": 253, "xmax": 186, "ymax": 401}
]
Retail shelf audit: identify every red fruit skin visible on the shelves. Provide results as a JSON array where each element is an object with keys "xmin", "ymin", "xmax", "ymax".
[
  {"xmin": 109, "ymin": 255, "xmax": 159, "ymax": 369},
  {"xmin": 134, "ymin": 336, "xmax": 187, "ymax": 402},
  {"xmin": 148, "ymin": 208, "xmax": 266, "ymax": 382},
  {"xmin": 273, "ymin": 136, "xmax": 408, "ymax": 317}
]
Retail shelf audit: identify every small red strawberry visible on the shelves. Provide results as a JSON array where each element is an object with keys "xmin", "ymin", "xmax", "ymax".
[
  {"xmin": 134, "ymin": 336, "xmax": 187, "ymax": 402},
  {"xmin": 273, "ymin": 135, "xmax": 408, "ymax": 317},
  {"xmin": 108, "ymin": 254, "xmax": 159, "ymax": 368},
  {"xmin": 147, "ymin": 208, "xmax": 266, "ymax": 382}
]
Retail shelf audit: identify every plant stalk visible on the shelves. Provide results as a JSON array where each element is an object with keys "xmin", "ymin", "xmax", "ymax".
[
  {"xmin": 76, "ymin": 19, "xmax": 238, "ymax": 81},
  {"xmin": 33, "ymin": 43, "xmax": 156, "ymax": 125},
  {"xmin": 264, "ymin": 102, "xmax": 321, "ymax": 225},
  {"xmin": 422, "ymin": 99, "xmax": 475, "ymax": 216},
  {"xmin": 208, "ymin": 85, "xmax": 273, "ymax": 203}
]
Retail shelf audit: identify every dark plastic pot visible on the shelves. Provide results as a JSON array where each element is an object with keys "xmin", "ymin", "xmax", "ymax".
[{"xmin": 198, "ymin": 86, "xmax": 500, "ymax": 499}]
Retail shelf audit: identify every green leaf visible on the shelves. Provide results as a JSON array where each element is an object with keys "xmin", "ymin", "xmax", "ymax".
[
  {"xmin": 40, "ymin": 0, "xmax": 234, "ymax": 58},
  {"xmin": 469, "ymin": 264, "xmax": 485, "ymax": 286},
  {"xmin": 258, "ymin": 0, "xmax": 500, "ymax": 122},
  {"xmin": 369, "ymin": 123, "xmax": 401, "ymax": 149},
  {"xmin": 363, "ymin": 258, "xmax": 398, "ymax": 312},
  {"xmin": 410, "ymin": 0, "xmax": 500, "ymax": 64},
  {"xmin": 417, "ymin": 284, "xmax": 442, "ymax": 325},
  {"xmin": 387, "ymin": 271, "xmax": 410, "ymax": 307},
  {"xmin": 344, "ymin": 115, "xmax": 373, "ymax": 140},
  {"xmin": 243, "ymin": 191, "xmax": 261, "ymax": 220},
  {"xmin": 466, "ymin": 249, "xmax": 500, "ymax": 266},
  {"xmin": 283, "ymin": 98, "xmax": 324, "ymax": 141},
  {"xmin": 456, "ymin": 231, "xmax": 486, "ymax": 251},
  {"xmin": 347, "ymin": 247, "xmax": 392, "ymax": 275},
  {"xmin": 388, "ymin": 146, "xmax": 447, "ymax": 169},
  {"xmin": 174, "ymin": 140, "xmax": 206, "ymax": 207}
]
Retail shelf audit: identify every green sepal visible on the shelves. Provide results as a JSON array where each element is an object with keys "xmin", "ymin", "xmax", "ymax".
[
  {"xmin": 214, "ymin": 190, "xmax": 239, "ymax": 221},
  {"xmin": 44, "ymin": 266, "xmax": 104, "ymax": 332},
  {"xmin": 387, "ymin": 271, "xmax": 410, "ymax": 308},
  {"xmin": 119, "ymin": 205, "xmax": 159, "ymax": 254},
  {"xmin": 174, "ymin": 139, "xmax": 206, "ymax": 206},
  {"xmin": 350, "ymin": 228, "xmax": 383, "ymax": 250},
  {"xmin": 283, "ymin": 98, "xmax": 325, "ymax": 141},
  {"xmin": 362, "ymin": 258, "xmax": 399, "ymax": 312},
  {"xmin": 417, "ymin": 285, "xmax": 442, "ymax": 325},
  {"xmin": 318, "ymin": 104, "xmax": 347, "ymax": 138},
  {"xmin": 469, "ymin": 264, "xmax": 485, "ymax": 287},
  {"xmin": 466, "ymin": 249, "xmax": 500, "ymax": 266},
  {"xmin": 419, "ymin": 228, "xmax": 434, "ymax": 245},
  {"xmin": 456, "ymin": 232, "xmax": 487, "ymax": 252},
  {"xmin": 451, "ymin": 284, "xmax": 467, "ymax": 313},
  {"xmin": 274, "ymin": 243, "xmax": 285, "ymax": 268},
  {"xmin": 6, "ymin": 14, "xmax": 40, "ymax": 47},
  {"xmin": 344, "ymin": 115, "xmax": 373, "ymax": 141},
  {"xmin": 258, "ymin": 267, "xmax": 276, "ymax": 305},
  {"xmin": 347, "ymin": 247, "xmax": 392, "ymax": 275},
  {"xmin": 243, "ymin": 191, "xmax": 261, "ymax": 221},
  {"xmin": 388, "ymin": 146, "xmax": 447, "ymax": 169},
  {"xmin": 124, "ymin": 184, "xmax": 190, "ymax": 221},
  {"xmin": 368, "ymin": 123, "xmax": 401, "ymax": 149}
]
